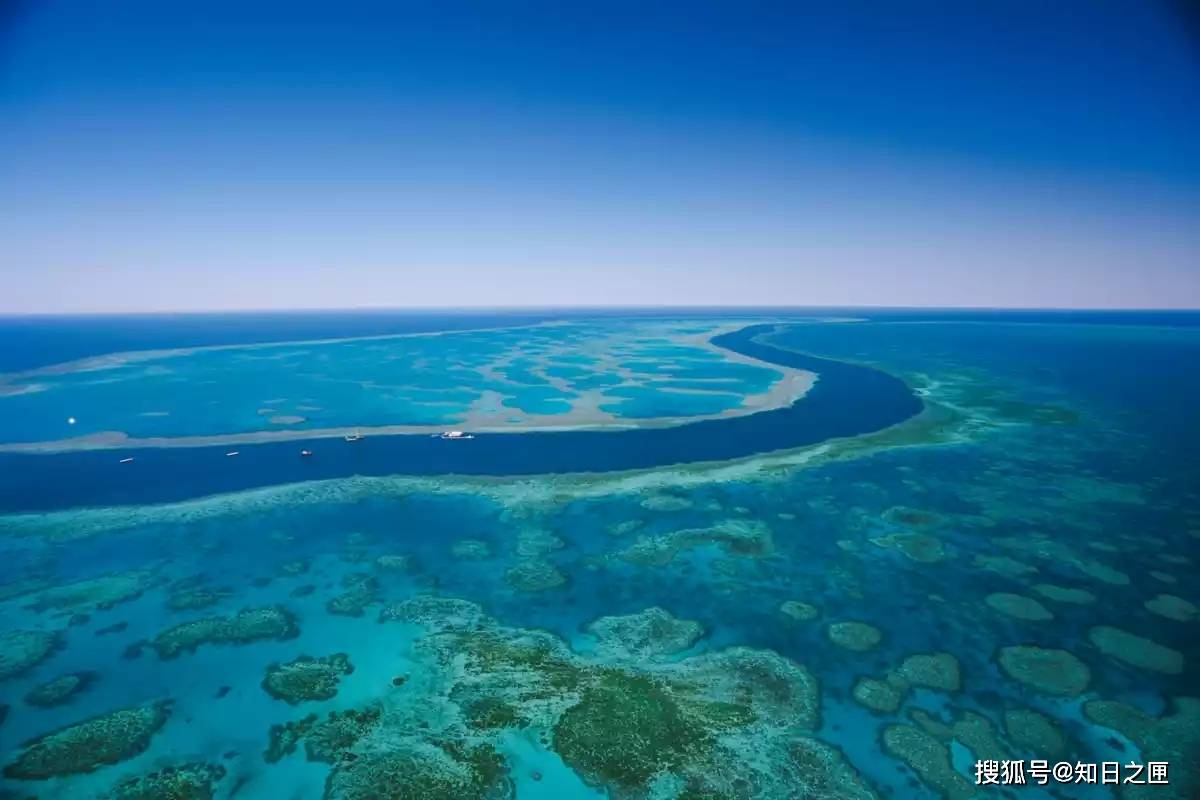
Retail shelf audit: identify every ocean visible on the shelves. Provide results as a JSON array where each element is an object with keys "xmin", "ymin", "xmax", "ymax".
[{"xmin": 0, "ymin": 309, "xmax": 1196, "ymax": 799}]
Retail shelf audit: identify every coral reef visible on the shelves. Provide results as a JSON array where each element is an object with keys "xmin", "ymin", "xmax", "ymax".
[
  {"xmin": 1143, "ymin": 593, "xmax": 1197, "ymax": 622},
  {"xmin": 392, "ymin": 596, "xmax": 862, "ymax": 800},
  {"xmin": 972, "ymin": 554, "xmax": 1037, "ymax": 578},
  {"xmin": 586, "ymin": 607, "xmax": 703, "ymax": 661},
  {"xmin": 24, "ymin": 671, "xmax": 96, "ymax": 708},
  {"xmin": 151, "ymin": 606, "xmax": 299, "ymax": 658},
  {"xmin": 870, "ymin": 532, "xmax": 947, "ymax": 563},
  {"xmin": 515, "ymin": 528, "xmax": 564, "ymax": 559},
  {"xmin": 1088, "ymin": 626, "xmax": 1184, "ymax": 674},
  {"xmin": 827, "ymin": 621, "xmax": 882, "ymax": 652},
  {"xmin": 379, "ymin": 595, "xmax": 486, "ymax": 630},
  {"xmin": 106, "ymin": 762, "xmax": 226, "ymax": 800},
  {"xmin": 852, "ymin": 652, "xmax": 960, "ymax": 714},
  {"xmin": 26, "ymin": 569, "xmax": 160, "ymax": 615},
  {"xmin": 779, "ymin": 600, "xmax": 820, "ymax": 621},
  {"xmin": 323, "ymin": 740, "xmax": 511, "ymax": 800},
  {"xmin": 984, "ymin": 593, "xmax": 1054, "ymax": 621},
  {"xmin": 1083, "ymin": 697, "xmax": 1199, "ymax": 800},
  {"xmin": 853, "ymin": 676, "xmax": 906, "ymax": 714},
  {"xmin": 451, "ymin": 539, "xmax": 492, "ymax": 560},
  {"xmin": 3, "ymin": 700, "xmax": 172, "ymax": 780},
  {"xmin": 0, "ymin": 629, "xmax": 60, "ymax": 682},
  {"xmin": 326, "ymin": 573, "xmax": 381, "ymax": 617},
  {"xmin": 881, "ymin": 724, "xmax": 973, "ymax": 800},
  {"xmin": 1031, "ymin": 583, "xmax": 1095, "ymax": 604},
  {"xmin": 996, "ymin": 645, "xmax": 1090, "ymax": 696},
  {"xmin": 265, "ymin": 706, "xmax": 382, "ymax": 764},
  {"xmin": 374, "ymin": 554, "xmax": 412, "ymax": 572},
  {"xmin": 1003, "ymin": 708, "xmax": 1066, "ymax": 757},
  {"xmin": 504, "ymin": 559, "xmax": 566, "ymax": 592},
  {"xmin": 618, "ymin": 520, "xmax": 773, "ymax": 566},
  {"xmin": 263, "ymin": 653, "xmax": 355, "ymax": 704},
  {"xmin": 166, "ymin": 586, "xmax": 230, "ymax": 612},
  {"xmin": 895, "ymin": 652, "xmax": 961, "ymax": 692}
]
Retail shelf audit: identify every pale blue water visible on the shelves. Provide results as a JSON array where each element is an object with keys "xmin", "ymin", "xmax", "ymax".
[{"xmin": 0, "ymin": 310, "xmax": 1196, "ymax": 799}]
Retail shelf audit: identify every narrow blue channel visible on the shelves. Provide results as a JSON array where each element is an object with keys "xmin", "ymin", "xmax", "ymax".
[{"xmin": 0, "ymin": 324, "xmax": 922, "ymax": 512}]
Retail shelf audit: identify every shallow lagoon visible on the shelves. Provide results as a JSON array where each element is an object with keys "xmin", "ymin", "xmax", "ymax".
[
  {"xmin": 0, "ymin": 319, "xmax": 798, "ymax": 446},
  {"xmin": 0, "ymin": 311, "xmax": 1197, "ymax": 799}
]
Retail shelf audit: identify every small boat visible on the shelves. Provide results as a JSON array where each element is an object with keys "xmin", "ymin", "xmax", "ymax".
[
  {"xmin": 226, "ymin": 451, "xmax": 240, "ymax": 457},
  {"xmin": 344, "ymin": 429, "xmax": 364, "ymax": 443},
  {"xmin": 119, "ymin": 457, "xmax": 135, "ymax": 464},
  {"xmin": 439, "ymin": 430, "xmax": 474, "ymax": 440},
  {"xmin": 300, "ymin": 449, "xmax": 313, "ymax": 457}
]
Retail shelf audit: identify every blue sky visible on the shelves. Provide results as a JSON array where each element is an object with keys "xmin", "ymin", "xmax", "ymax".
[{"xmin": 2, "ymin": 0, "xmax": 1198, "ymax": 311}]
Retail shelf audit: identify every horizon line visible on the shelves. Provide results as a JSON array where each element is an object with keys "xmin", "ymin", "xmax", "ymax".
[{"xmin": 1, "ymin": 303, "xmax": 1199, "ymax": 318}]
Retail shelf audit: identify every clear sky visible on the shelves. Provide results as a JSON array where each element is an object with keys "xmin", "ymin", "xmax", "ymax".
[{"xmin": 2, "ymin": 1, "xmax": 1198, "ymax": 312}]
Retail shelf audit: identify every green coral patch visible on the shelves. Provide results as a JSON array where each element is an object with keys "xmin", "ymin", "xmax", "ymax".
[
  {"xmin": 3, "ymin": 700, "xmax": 172, "ymax": 780},
  {"xmin": 554, "ymin": 670, "xmax": 716, "ymax": 791},
  {"xmin": 0, "ymin": 628, "xmax": 60, "ymax": 682},
  {"xmin": 323, "ymin": 740, "xmax": 511, "ymax": 800},
  {"xmin": 151, "ymin": 605, "xmax": 299, "ymax": 658},
  {"xmin": 996, "ymin": 645, "xmax": 1090, "ymax": 696},
  {"xmin": 106, "ymin": 762, "xmax": 226, "ymax": 800},
  {"xmin": 263, "ymin": 653, "xmax": 355, "ymax": 704},
  {"xmin": 1088, "ymin": 625, "xmax": 1184, "ymax": 674},
  {"xmin": 586, "ymin": 606, "xmax": 704, "ymax": 661}
]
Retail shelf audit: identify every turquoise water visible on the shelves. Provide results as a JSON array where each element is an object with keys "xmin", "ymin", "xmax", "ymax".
[
  {"xmin": 0, "ymin": 311, "xmax": 1197, "ymax": 799},
  {"xmin": 0, "ymin": 319, "xmax": 786, "ymax": 444}
]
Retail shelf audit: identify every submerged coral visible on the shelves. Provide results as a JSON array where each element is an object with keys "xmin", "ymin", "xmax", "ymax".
[
  {"xmin": 827, "ymin": 621, "xmax": 882, "ymax": 652},
  {"xmin": 3, "ymin": 700, "xmax": 172, "ymax": 780},
  {"xmin": 1083, "ymin": 697, "xmax": 1199, "ymax": 800},
  {"xmin": 618, "ymin": 519, "xmax": 773, "ymax": 566},
  {"xmin": 895, "ymin": 652, "xmax": 961, "ymax": 692},
  {"xmin": 26, "ymin": 569, "xmax": 161, "ymax": 615},
  {"xmin": 0, "ymin": 628, "xmax": 60, "ymax": 682},
  {"xmin": 586, "ymin": 607, "xmax": 703, "ymax": 661},
  {"xmin": 166, "ymin": 586, "xmax": 230, "ymax": 612},
  {"xmin": 323, "ymin": 740, "xmax": 511, "ymax": 800},
  {"xmin": 870, "ymin": 532, "xmax": 948, "ymax": 563},
  {"xmin": 106, "ymin": 762, "xmax": 226, "ymax": 800},
  {"xmin": 779, "ymin": 600, "xmax": 820, "ymax": 622},
  {"xmin": 374, "ymin": 554, "xmax": 412, "ymax": 572},
  {"xmin": 451, "ymin": 539, "xmax": 492, "ymax": 560},
  {"xmin": 1088, "ymin": 626, "xmax": 1184, "ymax": 675},
  {"xmin": 852, "ymin": 652, "xmax": 960, "ymax": 715},
  {"xmin": 984, "ymin": 592, "xmax": 1054, "ymax": 621},
  {"xmin": 1143, "ymin": 593, "xmax": 1197, "ymax": 622},
  {"xmin": 388, "ymin": 594, "xmax": 865, "ymax": 800},
  {"xmin": 263, "ymin": 653, "xmax": 355, "ymax": 704},
  {"xmin": 881, "ymin": 724, "xmax": 973, "ymax": 800},
  {"xmin": 853, "ymin": 676, "xmax": 906, "ymax": 714},
  {"xmin": 265, "ymin": 706, "xmax": 382, "ymax": 764},
  {"xmin": 379, "ymin": 595, "xmax": 486, "ymax": 631},
  {"xmin": 24, "ymin": 671, "xmax": 96, "ymax": 708},
  {"xmin": 1031, "ymin": 583, "xmax": 1095, "ymax": 604},
  {"xmin": 996, "ymin": 645, "xmax": 1090, "ymax": 696},
  {"xmin": 151, "ymin": 605, "xmax": 299, "ymax": 658},
  {"xmin": 504, "ymin": 559, "xmax": 567, "ymax": 592},
  {"xmin": 1004, "ymin": 708, "xmax": 1066, "ymax": 757},
  {"xmin": 326, "ymin": 573, "xmax": 381, "ymax": 617}
]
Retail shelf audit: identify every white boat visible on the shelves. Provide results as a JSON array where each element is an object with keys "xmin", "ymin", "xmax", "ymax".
[
  {"xmin": 439, "ymin": 430, "xmax": 474, "ymax": 440},
  {"xmin": 300, "ymin": 449, "xmax": 313, "ymax": 457},
  {"xmin": 226, "ymin": 451, "xmax": 239, "ymax": 457},
  {"xmin": 344, "ymin": 429, "xmax": 364, "ymax": 443},
  {"xmin": 119, "ymin": 457, "xmax": 135, "ymax": 464}
]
